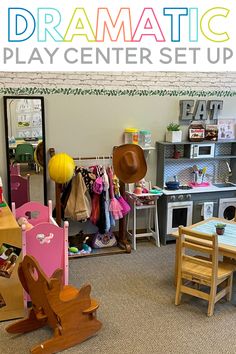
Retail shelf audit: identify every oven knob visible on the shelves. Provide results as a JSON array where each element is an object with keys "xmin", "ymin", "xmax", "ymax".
[
  {"xmin": 186, "ymin": 194, "xmax": 191, "ymax": 200},
  {"xmin": 178, "ymin": 195, "xmax": 184, "ymax": 201},
  {"xmin": 170, "ymin": 195, "xmax": 176, "ymax": 201}
]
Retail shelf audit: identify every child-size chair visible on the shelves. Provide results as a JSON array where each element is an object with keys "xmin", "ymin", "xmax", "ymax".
[
  {"xmin": 14, "ymin": 143, "xmax": 34, "ymax": 163},
  {"xmin": 14, "ymin": 143, "xmax": 35, "ymax": 171},
  {"xmin": 126, "ymin": 181, "xmax": 162, "ymax": 250},
  {"xmin": 175, "ymin": 226, "xmax": 234, "ymax": 316}
]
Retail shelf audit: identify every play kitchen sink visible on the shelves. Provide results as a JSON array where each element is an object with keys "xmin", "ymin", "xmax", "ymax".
[{"xmin": 213, "ymin": 182, "xmax": 236, "ymax": 188}]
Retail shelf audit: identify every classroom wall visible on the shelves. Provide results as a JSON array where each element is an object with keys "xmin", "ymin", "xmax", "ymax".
[
  {"xmin": 1, "ymin": 71, "xmax": 236, "ymax": 91},
  {"xmin": 1, "ymin": 71, "xmax": 236, "ymax": 203}
]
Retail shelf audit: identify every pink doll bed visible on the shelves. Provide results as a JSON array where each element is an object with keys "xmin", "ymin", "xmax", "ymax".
[
  {"xmin": 10, "ymin": 174, "xmax": 30, "ymax": 208},
  {"xmin": 12, "ymin": 200, "xmax": 56, "ymax": 226},
  {"xmin": 12, "ymin": 201, "xmax": 69, "ymax": 306},
  {"xmin": 21, "ymin": 221, "xmax": 69, "ymax": 285},
  {"xmin": 10, "ymin": 163, "xmax": 20, "ymax": 176},
  {"xmin": 21, "ymin": 221, "xmax": 69, "ymax": 306}
]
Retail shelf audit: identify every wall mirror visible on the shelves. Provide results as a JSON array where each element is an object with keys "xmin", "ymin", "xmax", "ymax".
[{"xmin": 3, "ymin": 96, "xmax": 47, "ymax": 207}]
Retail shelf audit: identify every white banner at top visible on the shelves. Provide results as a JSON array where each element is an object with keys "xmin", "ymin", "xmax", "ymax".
[{"xmin": 0, "ymin": 0, "xmax": 235, "ymax": 71}]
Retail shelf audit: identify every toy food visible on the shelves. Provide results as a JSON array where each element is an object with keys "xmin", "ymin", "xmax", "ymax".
[{"xmin": 68, "ymin": 246, "xmax": 79, "ymax": 253}]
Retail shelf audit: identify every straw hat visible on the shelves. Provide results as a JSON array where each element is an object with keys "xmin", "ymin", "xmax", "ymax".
[{"xmin": 113, "ymin": 144, "xmax": 147, "ymax": 183}]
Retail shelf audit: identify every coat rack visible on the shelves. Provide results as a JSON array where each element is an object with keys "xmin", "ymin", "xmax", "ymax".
[{"xmin": 49, "ymin": 148, "xmax": 131, "ymax": 254}]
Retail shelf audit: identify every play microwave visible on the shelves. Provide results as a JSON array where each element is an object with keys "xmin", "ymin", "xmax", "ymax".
[{"xmin": 187, "ymin": 143, "xmax": 215, "ymax": 159}]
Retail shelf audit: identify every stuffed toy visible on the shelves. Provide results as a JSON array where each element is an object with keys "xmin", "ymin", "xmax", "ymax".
[
  {"xmin": 17, "ymin": 217, "xmax": 33, "ymax": 231},
  {"xmin": 133, "ymin": 181, "xmax": 143, "ymax": 194},
  {"xmin": 140, "ymin": 178, "xmax": 149, "ymax": 193},
  {"xmin": 133, "ymin": 179, "xmax": 149, "ymax": 194}
]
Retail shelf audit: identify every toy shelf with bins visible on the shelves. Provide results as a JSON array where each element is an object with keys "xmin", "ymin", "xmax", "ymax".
[{"xmin": 156, "ymin": 140, "xmax": 236, "ymax": 188}]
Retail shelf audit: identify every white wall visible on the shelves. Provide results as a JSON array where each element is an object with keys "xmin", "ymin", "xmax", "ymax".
[
  {"xmin": 1, "ymin": 71, "xmax": 236, "ymax": 203},
  {"xmin": 1, "ymin": 71, "xmax": 236, "ymax": 90}
]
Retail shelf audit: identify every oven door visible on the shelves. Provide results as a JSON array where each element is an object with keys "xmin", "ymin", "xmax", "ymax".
[{"xmin": 167, "ymin": 201, "xmax": 193, "ymax": 234}]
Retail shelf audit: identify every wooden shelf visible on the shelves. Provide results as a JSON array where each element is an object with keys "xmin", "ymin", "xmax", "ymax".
[
  {"xmin": 69, "ymin": 245, "xmax": 127, "ymax": 259},
  {"xmin": 165, "ymin": 157, "xmax": 192, "ymax": 161},
  {"xmin": 142, "ymin": 146, "xmax": 155, "ymax": 150},
  {"xmin": 165, "ymin": 156, "xmax": 236, "ymax": 161},
  {"xmin": 215, "ymin": 155, "xmax": 236, "ymax": 159},
  {"xmin": 159, "ymin": 140, "xmax": 236, "ymax": 145}
]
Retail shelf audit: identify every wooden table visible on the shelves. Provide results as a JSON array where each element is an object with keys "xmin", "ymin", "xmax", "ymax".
[
  {"xmin": 0, "ymin": 202, "xmax": 25, "ymax": 321},
  {"xmin": 172, "ymin": 217, "xmax": 236, "ymax": 283}
]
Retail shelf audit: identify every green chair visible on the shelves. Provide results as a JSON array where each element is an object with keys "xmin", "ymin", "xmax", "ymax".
[{"xmin": 14, "ymin": 144, "xmax": 35, "ymax": 169}]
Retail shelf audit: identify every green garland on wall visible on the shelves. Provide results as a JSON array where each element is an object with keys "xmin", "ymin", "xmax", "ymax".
[{"xmin": 1, "ymin": 87, "xmax": 236, "ymax": 97}]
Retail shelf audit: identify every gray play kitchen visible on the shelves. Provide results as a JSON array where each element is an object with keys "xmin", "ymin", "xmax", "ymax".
[{"xmin": 156, "ymin": 140, "xmax": 236, "ymax": 245}]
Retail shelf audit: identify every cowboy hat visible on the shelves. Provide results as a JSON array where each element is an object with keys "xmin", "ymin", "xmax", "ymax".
[{"xmin": 113, "ymin": 144, "xmax": 147, "ymax": 183}]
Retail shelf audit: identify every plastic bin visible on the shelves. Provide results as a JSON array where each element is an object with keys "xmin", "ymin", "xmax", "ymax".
[
  {"xmin": 124, "ymin": 128, "xmax": 139, "ymax": 144},
  {"xmin": 139, "ymin": 130, "xmax": 151, "ymax": 147}
]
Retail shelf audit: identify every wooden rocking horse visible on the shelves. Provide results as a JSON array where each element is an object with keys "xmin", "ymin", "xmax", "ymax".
[{"xmin": 6, "ymin": 255, "xmax": 102, "ymax": 353}]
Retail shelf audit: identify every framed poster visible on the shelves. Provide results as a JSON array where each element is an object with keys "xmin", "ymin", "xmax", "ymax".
[{"xmin": 218, "ymin": 119, "xmax": 236, "ymax": 140}]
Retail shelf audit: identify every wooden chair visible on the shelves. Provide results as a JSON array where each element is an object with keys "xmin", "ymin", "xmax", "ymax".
[
  {"xmin": 175, "ymin": 226, "xmax": 234, "ymax": 317},
  {"xmin": 6, "ymin": 255, "xmax": 102, "ymax": 353}
]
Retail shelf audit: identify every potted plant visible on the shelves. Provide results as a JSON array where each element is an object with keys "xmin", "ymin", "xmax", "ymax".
[
  {"xmin": 215, "ymin": 223, "xmax": 226, "ymax": 235},
  {"xmin": 166, "ymin": 122, "xmax": 182, "ymax": 143}
]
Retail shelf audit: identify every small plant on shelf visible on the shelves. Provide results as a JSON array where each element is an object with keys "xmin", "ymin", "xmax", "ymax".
[
  {"xmin": 166, "ymin": 122, "xmax": 181, "ymax": 131},
  {"xmin": 215, "ymin": 223, "xmax": 226, "ymax": 235},
  {"xmin": 166, "ymin": 122, "xmax": 182, "ymax": 143}
]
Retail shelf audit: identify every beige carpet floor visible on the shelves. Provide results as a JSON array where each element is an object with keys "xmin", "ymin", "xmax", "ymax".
[{"xmin": 1, "ymin": 242, "xmax": 236, "ymax": 353}]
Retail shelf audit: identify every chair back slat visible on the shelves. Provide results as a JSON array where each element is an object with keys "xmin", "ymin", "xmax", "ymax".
[
  {"xmin": 183, "ymin": 241, "xmax": 213, "ymax": 255},
  {"xmin": 181, "ymin": 228, "xmax": 214, "ymax": 241},
  {"xmin": 183, "ymin": 255, "xmax": 213, "ymax": 268}
]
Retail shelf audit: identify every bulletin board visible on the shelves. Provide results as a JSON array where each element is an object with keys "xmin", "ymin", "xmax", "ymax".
[{"xmin": 7, "ymin": 98, "xmax": 43, "ymax": 139}]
